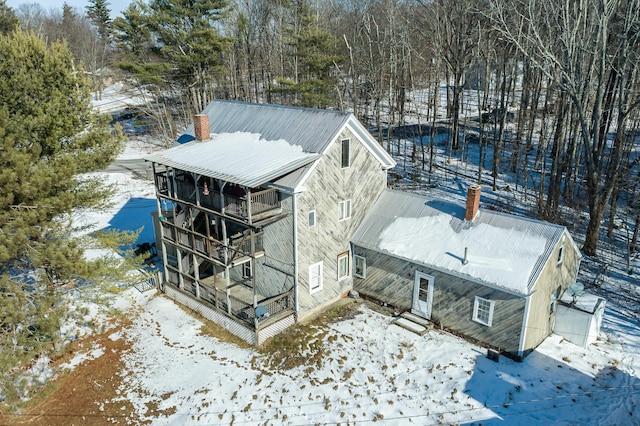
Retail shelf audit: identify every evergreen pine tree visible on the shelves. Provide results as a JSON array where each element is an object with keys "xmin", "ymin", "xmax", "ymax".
[
  {"xmin": 0, "ymin": 0, "xmax": 18, "ymax": 34},
  {"xmin": 0, "ymin": 30, "xmax": 133, "ymax": 401},
  {"xmin": 113, "ymin": 1, "xmax": 170, "ymax": 86},
  {"xmin": 274, "ymin": 1, "xmax": 344, "ymax": 108},
  {"xmin": 145, "ymin": 0, "xmax": 234, "ymax": 111},
  {"xmin": 86, "ymin": 0, "xmax": 112, "ymax": 42}
]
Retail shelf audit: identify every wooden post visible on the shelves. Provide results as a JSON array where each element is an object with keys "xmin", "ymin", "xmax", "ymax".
[
  {"xmin": 170, "ymin": 168, "xmax": 177, "ymax": 199},
  {"xmin": 251, "ymin": 228, "xmax": 257, "ymax": 307},
  {"xmin": 194, "ymin": 173, "xmax": 201, "ymax": 206},
  {"xmin": 219, "ymin": 180, "xmax": 226, "ymax": 215},
  {"xmin": 245, "ymin": 187, "xmax": 252, "ymax": 225}
]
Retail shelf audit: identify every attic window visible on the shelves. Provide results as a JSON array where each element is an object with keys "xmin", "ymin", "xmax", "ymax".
[
  {"xmin": 341, "ymin": 138, "xmax": 350, "ymax": 168},
  {"xmin": 473, "ymin": 296, "xmax": 494, "ymax": 327},
  {"xmin": 308, "ymin": 210, "xmax": 316, "ymax": 228},
  {"xmin": 557, "ymin": 245, "xmax": 565, "ymax": 265}
]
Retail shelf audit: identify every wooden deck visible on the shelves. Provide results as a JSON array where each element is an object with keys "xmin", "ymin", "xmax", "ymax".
[
  {"xmin": 199, "ymin": 274, "xmax": 263, "ymax": 305},
  {"xmin": 156, "ymin": 172, "xmax": 282, "ymax": 224},
  {"xmin": 165, "ymin": 266, "xmax": 294, "ymax": 329}
]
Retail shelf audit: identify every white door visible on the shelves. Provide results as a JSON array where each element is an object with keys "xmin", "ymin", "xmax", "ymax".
[{"xmin": 412, "ymin": 272, "xmax": 434, "ymax": 319}]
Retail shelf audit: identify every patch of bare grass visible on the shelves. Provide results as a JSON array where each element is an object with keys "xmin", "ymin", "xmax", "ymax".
[{"xmin": 255, "ymin": 300, "xmax": 365, "ymax": 371}]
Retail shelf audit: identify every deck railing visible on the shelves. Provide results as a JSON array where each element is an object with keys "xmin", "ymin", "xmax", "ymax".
[
  {"xmin": 223, "ymin": 188, "xmax": 280, "ymax": 219},
  {"xmin": 163, "ymin": 266, "xmax": 293, "ymax": 329},
  {"xmin": 154, "ymin": 173, "xmax": 281, "ymax": 221},
  {"xmin": 249, "ymin": 188, "xmax": 280, "ymax": 215},
  {"xmin": 166, "ymin": 226, "xmax": 263, "ymax": 265}
]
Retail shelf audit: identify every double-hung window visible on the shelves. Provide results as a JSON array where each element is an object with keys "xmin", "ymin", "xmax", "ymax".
[
  {"xmin": 473, "ymin": 296, "xmax": 495, "ymax": 327},
  {"xmin": 242, "ymin": 261, "xmax": 252, "ymax": 279},
  {"xmin": 337, "ymin": 252, "xmax": 349, "ymax": 280},
  {"xmin": 309, "ymin": 262, "xmax": 323, "ymax": 293},
  {"xmin": 354, "ymin": 255, "xmax": 366, "ymax": 278},
  {"xmin": 338, "ymin": 199, "xmax": 351, "ymax": 221}
]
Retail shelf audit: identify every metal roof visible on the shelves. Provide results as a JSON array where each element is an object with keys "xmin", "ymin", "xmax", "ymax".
[
  {"xmin": 146, "ymin": 132, "xmax": 321, "ymax": 188},
  {"xmin": 352, "ymin": 190, "xmax": 570, "ymax": 295},
  {"xmin": 146, "ymin": 100, "xmax": 395, "ymax": 189},
  {"xmin": 195, "ymin": 101, "xmax": 351, "ymax": 153}
]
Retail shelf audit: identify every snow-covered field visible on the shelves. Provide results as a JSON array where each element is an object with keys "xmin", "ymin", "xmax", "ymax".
[{"xmin": 53, "ymin": 83, "xmax": 640, "ymax": 424}]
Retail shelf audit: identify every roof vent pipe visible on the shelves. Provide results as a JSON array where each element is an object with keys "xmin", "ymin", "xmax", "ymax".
[
  {"xmin": 193, "ymin": 114, "xmax": 210, "ymax": 141},
  {"xmin": 465, "ymin": 184, "xmax": 482, "ymax": 221},
  {"xmin": 463, "ymin": 247, "xmax": 469, "ymax": 265}
]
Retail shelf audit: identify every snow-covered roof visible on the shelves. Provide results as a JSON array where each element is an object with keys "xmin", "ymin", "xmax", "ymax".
[
  {"xmin": 147, "ymin": 100, "xmax": 395, "ymax": 189},
  {"xmin": 352, "ymin": 190, "xmax": 568, "ymax": 295},
  {"xmin": 146, "ymin": 132, "xmax": 320, "ymax": 188},
  {"xmin": 560, "ymin": 291, "xmax": 605, "ymax": 314}
]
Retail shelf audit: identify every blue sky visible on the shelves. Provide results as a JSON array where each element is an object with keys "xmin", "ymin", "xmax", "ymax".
[{"xmin": 6, "ymin": 0, "xmax": 132, "ymax": 18}]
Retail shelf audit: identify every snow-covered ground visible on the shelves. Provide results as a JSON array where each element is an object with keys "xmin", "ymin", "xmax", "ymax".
[
  {"xmin": 53, "ymin": 83, "xmax": 640, "ymax": 424},
  {"xmin": 88, "ymin": 201, "xmax": 640, "ymax": 425},
  {"xmin": 96, "ymin": 285, "xmax": 637, "ymax": 425},
  {"xmin": 92, "ymin": 82, "xmax": 148, "ymax": 113}
]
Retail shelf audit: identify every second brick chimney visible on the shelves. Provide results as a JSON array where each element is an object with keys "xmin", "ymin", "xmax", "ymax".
[
  {"xmin": 193, "ymin": 114, "xmax": 210, "ymax": 141},
  {"xmin": 465, "ymin": 184, "xmax": 482, "ymax": 221}
]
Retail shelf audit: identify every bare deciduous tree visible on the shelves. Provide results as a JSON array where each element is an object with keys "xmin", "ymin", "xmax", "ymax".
[{"xmin": 490, "ymin": 0, "xmax": 640, "ymax": 256}]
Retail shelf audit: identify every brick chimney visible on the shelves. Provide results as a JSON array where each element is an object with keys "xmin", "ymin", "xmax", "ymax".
[
  {"xmin": 465, "ymin": 184, "xmax": 482, "ymax": 221},
  {"xmin": 193, "ymin": 114, "xmax": 210, "ymax": 141}
]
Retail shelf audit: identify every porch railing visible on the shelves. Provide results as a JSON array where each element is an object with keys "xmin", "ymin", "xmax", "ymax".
[
  {"xmin": 156, "ymin": 175, "xmax": 280, "ymax": 221},
  {"xmin": 223, "ymin": 188, "xmax": 281, "ymax": 219},
  {"xmin": 164, "ymin": 266, "xmax": 294, "ymax": 329}
]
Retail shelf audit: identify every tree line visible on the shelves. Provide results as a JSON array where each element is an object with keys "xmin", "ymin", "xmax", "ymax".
[{"xmin": 4, "ymin": 0, "xmax": 640, "ymax": 258}]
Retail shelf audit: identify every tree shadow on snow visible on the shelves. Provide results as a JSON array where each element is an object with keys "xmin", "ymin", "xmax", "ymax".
[
  {"xmin": 462, "ymin": 350, "xmax": 639, "ymax": 425},
  {"xmin": 101, "ymin": 197, "xmax": 157, "ymax": 247}
]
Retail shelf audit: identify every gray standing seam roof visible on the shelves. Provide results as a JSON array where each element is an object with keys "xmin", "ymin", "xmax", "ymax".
[
  {"xmin": 193, "ymin": 100, "xmax": 352, "ymax": 153},
  {"xmin": 146, "ymin": 101, "xmax": 371, "ymax": 189}
]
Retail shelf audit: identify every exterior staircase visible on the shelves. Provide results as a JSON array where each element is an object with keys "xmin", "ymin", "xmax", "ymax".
[
  {"xmin": 134, "ymin": 272, "xmax": 162, "ymax": 292},
  {"xmin": 392, "ymin": 311, "xmax": 433, "ymax": 336}
]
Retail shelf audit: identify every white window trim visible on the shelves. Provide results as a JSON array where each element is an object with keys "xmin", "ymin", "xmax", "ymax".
[
  {"xmin": 338, "ymin": 199, "xmax": 352, "ymax": 221},
  {"xmin": 341, "ymin": 138, "xmax": 351, "ymax": 168},
  {"xmin": 337, "ymin": 252, "xmax": 349, "ymax": 281},
  {"xmin": 354, "ymin": 255, "xmax": 366, "ymax": 278},
  {"xmin": 308, "ymin": 209, "xmax": 316, "ymax": 228},
  {"xmin": 309, "ymin": 261, "xmax": 323, "ymax": 294},
  {"xmin": 557, "ymin": 245, "xmax": 565, "ymax": 265},
  {"xmin": 242, "ymin": 260, "xmax": 252, "ymax": 279},
  {"xmin": 473, "ymin": 296, "xmax": 495, "ymax": 327}
]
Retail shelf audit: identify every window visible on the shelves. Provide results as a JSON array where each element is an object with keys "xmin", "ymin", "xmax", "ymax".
[
  {"xmin": 557, "ymin": 245, "xmax": 565, "ymax": 265},
  {"xmin": 242, "ymin": 261, "xmax": 252, "ymax": 279},
  {"xmin": 341, "ymin": 138, "xmax": 350, "ymax": 168},
  {"xmin": 338, "ymin": 199, "xmax": 351, "ymax": 221},
  {"xmin": 473, "ymin": 296, "xmax": 495, "ymax": 327},
  {"xmin": 308, "ymin": 210, "xmax": 316, "ymax": 228},
  {"xmin": 309, "ymin": 262, "xmax": 323, "ymax": 293},
  {"xmin": 354, "ymin": 255, "xmax": 366, "ymax": 278},
  {"xmin": 337, "ymin": 252, "xmax": 349, "ymax": 280}
]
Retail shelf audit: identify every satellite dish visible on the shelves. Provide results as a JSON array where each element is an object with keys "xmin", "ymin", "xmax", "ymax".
[{"xmin": 566, "ymin": 282, "xmax": 584, "ymax": 303}]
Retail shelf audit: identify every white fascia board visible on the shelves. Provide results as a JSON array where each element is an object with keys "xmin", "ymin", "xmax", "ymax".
[
  {"xmin": 345, "ymin": 120, "xmax": 396, "ymax": 169},
  {"xmin": 518, "ymin": 292, "xmax": 533, "ymax": 358},
  {"xmin": 292, "ymin": 158, "xmax": 323, "ymax": 194},
  {"xmin": 564, "ymin": 228, "xmax": 583, "ymax": 261}
]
